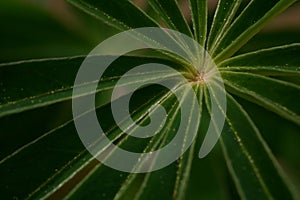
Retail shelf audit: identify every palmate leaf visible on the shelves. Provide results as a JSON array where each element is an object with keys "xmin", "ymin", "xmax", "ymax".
[{"xmin": 1, "ymin": 0, "xmax": 300, "ymax": 199}]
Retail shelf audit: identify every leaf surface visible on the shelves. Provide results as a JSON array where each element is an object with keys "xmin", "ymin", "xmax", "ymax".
[
  {"xmin": 204, "ymin": 85, "xmax": 296, "ymax": 199},
  {"xmin": 212, "ymin": 0, "xmax": 297, "ymax": 62},
  {"xmin": 222, "ymin": 71, "xmax": 300, "ymax": 126}
]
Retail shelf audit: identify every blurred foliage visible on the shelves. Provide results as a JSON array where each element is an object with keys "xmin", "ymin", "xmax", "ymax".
[{"xmin": 0, "ymin": 0, "xmax": 116, "ymax": 62}]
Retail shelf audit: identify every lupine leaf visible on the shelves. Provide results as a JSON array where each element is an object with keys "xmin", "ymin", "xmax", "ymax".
[{"xmin": 1, "ymin": 0, "xmax": 299, "ymax": 199}]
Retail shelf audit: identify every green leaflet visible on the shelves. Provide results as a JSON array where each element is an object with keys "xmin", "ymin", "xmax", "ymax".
[
  {"xmin": 0, "ymin": 56, "xmax": 183, "ymax": 118},
  {"xmin": 67, "ymin": 94, "xmax": 179, "ymax": 200},
  {"xmin": 172, "ymin": 86, "xmax": 203, "ymax": 200},
  {"xmin": 222, "ymin": 71, "xmax": 300, "ymax": 126},
  {"xmin": 0, "ymin": 84, "xmax": 176, "ymax": 199},
  {"xmin": 65, "ymin": 0, "xmax": 197, "ymax": 72},
  {"xmin": 68, "ymin": 0, "xmax": 157, "ymax": 31},
  {"xmin": 212, "ymin": 0, "xmax": 297, "ymax": 63},
  {"xmin": 204, "ymin": 84, "xmax": 296, "ymax": 199},
  {"xmin": 0, "ymin": 56, "xmax": 84, "ymax": 118},
  {"xmin": 63, "ymin": 84, "xmax": 200, "ymax": 200},
  {"xmin": 188, "ymin": 0, "xmax": 207, "ymax": 46},
  {"xmin": 206, "ymin": 0, "xmax": 242, "ymax": 52},
  {"xmin": 147, "ymin": 0, "xmax": 192, "ymax": 37},
  {"xmin": 0, "ymin": 55, "xmax": 184, "ymax": 199},
  {"xmin": 219, "ymin": 44, "xmax": 300, "ymax": 76},
  {"xmin": 221, "ymin": 95, "xmax": 296, "ymax": 199}
]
